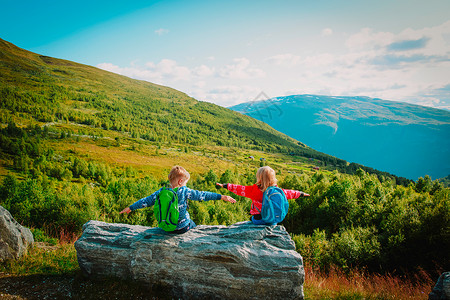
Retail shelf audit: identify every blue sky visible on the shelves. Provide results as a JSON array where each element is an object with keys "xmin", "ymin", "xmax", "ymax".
[{"xmin": 1, "ymin": 0, "xmax": 450, "ymax": 109}]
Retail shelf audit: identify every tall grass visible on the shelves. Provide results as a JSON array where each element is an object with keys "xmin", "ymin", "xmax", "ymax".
[
  {"xmin": 0, "ymin": 243, "xmax": 78, "ymax": 276},
  {"xmin": 304, "ymin": 264, "xmax": 435, "ymax": 300},
  {"xmin": 1, "ymin": 229, "xmax": 79, "ymax": 276}
]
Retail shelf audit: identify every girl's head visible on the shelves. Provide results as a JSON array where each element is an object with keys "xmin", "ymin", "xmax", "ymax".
[
  {"xmin": 256, "ymin": 166, "xmax": 277, "ymax": 192},
  {"xmin": 168, "ymin": 165, "xmax": 190, "ymax": 187}
]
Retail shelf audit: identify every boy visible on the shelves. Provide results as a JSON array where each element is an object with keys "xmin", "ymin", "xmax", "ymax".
[{"xmin": 120, "ymin": 166, "xmax": 236, "ymax": 233}]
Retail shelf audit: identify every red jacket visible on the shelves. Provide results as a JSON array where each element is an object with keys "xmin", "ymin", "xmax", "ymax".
[{"xmin": 225, "ymin": 183, "xmax": 303, "ymax": 215}]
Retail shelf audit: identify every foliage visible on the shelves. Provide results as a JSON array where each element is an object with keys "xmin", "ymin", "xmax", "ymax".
[
  {"xmin": 0, "ymin": 120, "xmax": 447, "ymax": 276},
  {"xmin": 0, "ymin": 243, "xmax": 78, "ymax": 275},
  {"xmin": 0, "ymin": 167, "xmax": 251, "ymax": 236},
  {"xmin": 282, "ymin": 169, "xmax": 449, "ymax": 273},
  {"xmin": 438, "ymin": 174, "xmax": 450, "ymax": 187},
  {"xmin": 30, "ymin": 228, "xmax": 58, "ymax": 246},
  {"xmin": 0, "ymin": 38, "xmax": 316, "ymax": 158}
]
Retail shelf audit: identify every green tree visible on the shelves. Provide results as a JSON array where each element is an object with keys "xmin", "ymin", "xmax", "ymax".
[
  {"xmin": 415, "ymin": 175, "xmax": 432, "ymax": 193},
  {"xmin": 204, "ymin": 169, "xmax": 218, "ymax": 185}
]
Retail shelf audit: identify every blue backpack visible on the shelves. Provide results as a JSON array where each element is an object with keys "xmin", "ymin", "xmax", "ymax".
[{"xmin": 260, "ymin": 186, "xmax": 289, "ymax": 224}]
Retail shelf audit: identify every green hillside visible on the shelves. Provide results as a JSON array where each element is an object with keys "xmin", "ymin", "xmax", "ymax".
[{"xmin": 0, "ymin": 38, "xmax": 313, "ymax": 155}]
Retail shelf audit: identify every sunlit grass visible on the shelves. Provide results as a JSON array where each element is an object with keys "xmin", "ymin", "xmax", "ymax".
[
  {"xmin": 303, "ymin": 264, "xmax": 434, "ymax": 300},
  {"xmin": 42, "ymin": 124, "xmax": 320, "ymax": 182},
  {"xmin": 0, "ymin": 243, "xmax": 79, "ymax": 276}
]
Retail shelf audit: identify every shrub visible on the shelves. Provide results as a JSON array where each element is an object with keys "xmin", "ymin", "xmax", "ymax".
[
  {"xmin": 329, "ymin": 226, "xmax": 381, "ymax": 271},
  {"xmin": 292, "ymin": 229, "xmax": 330, "ymax": 269},
  {"xmin": 30, "ymin": 228, "xmax": 58, "ymax": 245}
]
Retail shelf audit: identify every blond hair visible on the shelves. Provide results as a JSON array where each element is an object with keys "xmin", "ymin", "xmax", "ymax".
[
  {"xmin": 256, "ymin": 166, "xmax": 277, "ymax": 192},
  {"xmin": 168, "ymin": 165, "xmax": 190, "ymax": 184}
]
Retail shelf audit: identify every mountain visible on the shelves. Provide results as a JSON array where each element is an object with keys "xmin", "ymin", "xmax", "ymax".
[
  {"xmin": 0, "ymin": 38, "xmax": 314, "ymax": 157},
  {"xmin": 231, "ymin": 94, "xmax": 450, "ymax": 180}
]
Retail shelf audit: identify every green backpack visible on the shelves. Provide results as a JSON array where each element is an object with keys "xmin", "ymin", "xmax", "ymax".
[{"xmin": 154, "ymin": 187, "xmax": 179, "ymax": 231}]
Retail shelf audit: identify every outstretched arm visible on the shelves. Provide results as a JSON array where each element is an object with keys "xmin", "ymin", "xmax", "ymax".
[
  {"xmin": 283, "ymin": 189, "xmax": 310, "ymax": 199},
  {"xmin": 119, "ymin": 188, "xmax": 162, "ymax": 214},
  {"xmin": 216, "ymin": 183, "xmax": 254, "ymax": 198},
  {"xmin": 185, "ymin": 187, "xmax": 236, "ymax": 203},
  {"xmin": 221, "ymin": 195, "xmax": 236, "ymax": 203},
  {"xmin": 120, "ymin": 207, "xmax": 132, "ymax": 214}
]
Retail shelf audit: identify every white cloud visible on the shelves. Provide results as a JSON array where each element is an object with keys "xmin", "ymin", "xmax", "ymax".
[
  {"xmin": 392, "ymin": 20, "xmax": 450, "ymax": 56},
  {"xmin": 321, "ymin": 28, "xmax": 333, "ymax": 36},
  {"xmin": 302, "ymin": 53, "xmax": 336, "ymax": 67},
  {"xmin": 265, "ymin": 53, "xmax": 301, "ymax": 66},
  {"xmin": 97, "ymin": 59, "xmax": 263, "ymax": 107},
  {"xmin": 288, "ymin": 20, "xmax": 449, "ymax": 110},
  {"xmin": 345, "ymin": 20, "xmax": 450, "ymax": 58},
  {"xmin": 194, "ymin": 81, "xmax": 206, "ymax": 88},
  {"xmin": 97, "ymin": 62, "xmax": 163, "ymax": 82},
  {"xmin": 199, "ymin": 85, "xmax": 262, "ymax": 107},
  {"xmin": 154, "ymin": 28, "xmax": 169, "ymax": 36},
  {"xmin": 412, "ymin": 83, "xmax": 450, "ymax": 110},
  {"xmin": 193, "ymin": 65, "xmax": 215, "ymax": 77},
  {"xmin": 156, "ymin": 59, "xmax": 191, "ymax": 79},
  {"xmin": 97, "ymin": 59, "xmax": 191, "ymax": 85},
  {"xmin": 97, "ymin": 62, "xmax": 121, "ymax": 73},
  {"xmin": 218, "ymin": 58, "xmax": 265, "ymax": 79},
  {"xmin": 345, "ymin": 28, "xmax": 395, "ymax": 52},
  {"xmin": 98, "ymin": 20, "xmax": 450, "ymax": 111}
]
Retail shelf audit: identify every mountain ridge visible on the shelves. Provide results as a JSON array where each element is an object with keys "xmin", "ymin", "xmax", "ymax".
[
  {"xmin": 231, "ymin": 94, "xmax": 450, "ymax": 180},
  {"xmin": 0, "ymin": 37, "xmax": 307, "ymax": 154}
]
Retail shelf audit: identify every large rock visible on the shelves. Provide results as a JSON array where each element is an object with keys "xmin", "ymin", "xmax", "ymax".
[
  {"xmin": 0, "ymin": 205, "xmax": 34, "ymax": 261},
  {"xmin": 429, "ymin": 272, "xmax": 450, "ymax": 300},
  {"xmin": 75, "ymin": 220, "xmax": 305, "ymax": 299}
]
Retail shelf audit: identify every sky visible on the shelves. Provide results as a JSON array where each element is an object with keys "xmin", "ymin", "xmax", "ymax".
[{"xmin": 1, "ymin": 0, "xmax": 450, "ymax": 109}]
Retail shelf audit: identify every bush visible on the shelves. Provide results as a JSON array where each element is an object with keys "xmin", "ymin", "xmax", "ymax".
[
  {"xmin": 30, "ymin": 228, "xmax": 58, "ymax": 245},
  {"xmin": 329, "ymin": 226, "xmax": 381, "ymax": 271},
  {"xmin": 292, "ymin": 229, "xmax": 330, "ymax": 269},
  {"xmin": 283, "ymin": 171, "xmax": 449, "ymax": 273}
]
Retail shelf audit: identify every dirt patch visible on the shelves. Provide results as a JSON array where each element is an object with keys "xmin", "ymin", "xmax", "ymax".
[{"xmin": 0, "ymin": 272, "xmax": 162, "ymax": 299}]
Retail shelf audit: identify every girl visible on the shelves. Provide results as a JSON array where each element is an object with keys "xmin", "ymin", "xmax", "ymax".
[{"xmin": 217, "ymin": 166, "xmax": 309, "ymax": 225}]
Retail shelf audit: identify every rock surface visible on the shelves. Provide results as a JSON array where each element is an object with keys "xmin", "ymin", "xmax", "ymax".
[
  {"xmin": 429, "ymin": 272, "xmax": 450, "ymax": 300},
  {"xmin": 0, "ymin": 205, "xmax": 34, "ymax": 261},
  {"xmin": 75, "ymin": 220, "xmax": 304, "ymax": 300}
]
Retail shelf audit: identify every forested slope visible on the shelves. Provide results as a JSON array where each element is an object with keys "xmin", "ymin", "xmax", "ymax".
[{"xmin": 0, "ymin": 38, "xmax": 310, "ymax": 155}]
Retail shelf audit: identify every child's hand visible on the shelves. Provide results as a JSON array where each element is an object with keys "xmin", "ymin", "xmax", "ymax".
[
  {"xmin": 216, "ymin": 183, "xmax": 223, "ymax": 189},
  {"xmin": 221, "ymin": 195, "xmax": 236, "ymax": 203},
  {"xmin": 301, "ymin": 193, "xmax": 310, "ymax": 197},
  {"xmin": 120, "ymin": 207, "xmax": 132, "ymax": 214}
]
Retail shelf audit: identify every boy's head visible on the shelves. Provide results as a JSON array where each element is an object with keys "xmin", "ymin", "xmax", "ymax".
[
  {"xmin": 256, "ymin": 166, "xmax": 277, "ymax": 192},
  {"xmin": 168, "ymin": 165, "xmax": 190, "ymax": 187}
]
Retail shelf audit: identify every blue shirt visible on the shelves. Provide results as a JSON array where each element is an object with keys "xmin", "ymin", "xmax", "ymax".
[{"xmin": 129, "ymin": 186, "xmax": 222, "ymax": 230}]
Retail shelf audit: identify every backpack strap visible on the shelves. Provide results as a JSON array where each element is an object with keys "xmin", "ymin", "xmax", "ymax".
[
  {"xmin": 164, "ymin": 192, "xmax": 178, "ymax": 226},
  {"xmin": 157, "ymin": 187, "xmax": 179, "ymax": 226}
]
